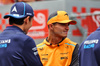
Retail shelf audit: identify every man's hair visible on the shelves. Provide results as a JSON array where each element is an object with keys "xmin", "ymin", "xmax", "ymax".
[
  {"xmin": 9, "ymin": 16, "xmax": 33, "ymax": 25},
  {"xmin": 48, "ymin": 22, "xmax": 57, "ymax": 29}
]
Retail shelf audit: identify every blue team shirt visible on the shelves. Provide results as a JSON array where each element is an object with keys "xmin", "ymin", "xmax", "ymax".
[
  {"xmin": 79, "ymin": 27, "xmax": 100, "ymax": 66},
  {"xmin": 0, "ymin": 26, "xmax": 42, "ymax": 66}
]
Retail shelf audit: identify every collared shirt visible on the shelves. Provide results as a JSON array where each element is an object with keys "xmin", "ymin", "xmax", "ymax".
[
  {"xmin": 0, "ymin": 26, "xmax": 42, "ymax": 66},
  {"xmin": 37, "ymin": 38, "xmax": 79, "ymax": 66}
]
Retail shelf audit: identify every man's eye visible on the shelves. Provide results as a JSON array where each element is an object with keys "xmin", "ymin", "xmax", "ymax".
[
  {"xmin": 59, "ymin": 23, "xmax": 70, "ymax": 26},
  {"xmin": 60, "ymin": 23, "xmax": 65, "ymax": 25}
]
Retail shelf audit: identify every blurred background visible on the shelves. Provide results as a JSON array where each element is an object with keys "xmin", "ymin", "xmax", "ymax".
[{"xmin": 0, "ymin": 0, "xmax": 100, "ymax": 45}]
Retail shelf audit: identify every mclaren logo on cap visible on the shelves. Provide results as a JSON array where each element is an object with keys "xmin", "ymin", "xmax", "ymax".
[{"xmin": 12, "ymin": 6, "xmax": 17, "ymax": 12}]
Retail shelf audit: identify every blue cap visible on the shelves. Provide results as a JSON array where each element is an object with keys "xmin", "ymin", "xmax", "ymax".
[{"xmin": 4, "ymin": 2, "xmax": 34, "ymax": 19}]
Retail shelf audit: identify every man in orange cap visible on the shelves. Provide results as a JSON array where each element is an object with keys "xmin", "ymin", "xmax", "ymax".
[{"xmin": 37, "ymin": 11, "xmax": 79, "ymax": 66}]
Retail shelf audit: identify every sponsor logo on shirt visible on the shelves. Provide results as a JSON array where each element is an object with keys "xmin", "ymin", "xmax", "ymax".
[
  {"xmin": 0, "ymin": 39, "xmax": 11, "ymax": 48},
  {"xmin": 42, "ymin": 58, "xmax": 48, "ymax": 61},
  {"xmin": 32, "ymin": 47, "xmax": 37, "ymax": 51},
  {"xmin": 0, "ymin": 39, "xmax": 11, "ymax": 44},
  {"xmin": 84, "ymin": 39, "xmax": 99, "ymax": 49},
  {"xmin": 61, "ymin": 57, "xmax": 68, "ymax": 60},
  {"xmin": 65, "ymin": 46, "xmax": 69, "ymax": 49},
  {"xmin": 84, "ymin": 39, "xmax": 99, "ymax": 44},
  {"xmin": 34, "ymin": 51, "xmax": 38, "ymax": 55},
  {"xmin": 60, "ymin": 52, "xmax": 69, "ymax": 55},
  {"xmin": 41, "ymin": 54, "xmax": 48, "ymax": 56},
  {"xmin": 39, "ymin": 47, "xmax": 43, "ymax": 50},
  {"xmin": 84, "ymin": 44, "xmax": 94, "ymax": 49},
  {"xmin": 0, "ymin": 44, "xmax": 7, "ymax": 48},
  {"xmin": 32, "ymin": 47, "xmax": 38, "ymax": 55}
]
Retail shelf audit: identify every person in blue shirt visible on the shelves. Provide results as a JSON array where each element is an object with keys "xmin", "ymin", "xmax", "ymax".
[
  {"xmin": 79, "ymin": 27, "xmax": 100, "ymax": 66},
  {"xmin": 0, "ymin": 2, "xmax": 42, "ymax": 66}
]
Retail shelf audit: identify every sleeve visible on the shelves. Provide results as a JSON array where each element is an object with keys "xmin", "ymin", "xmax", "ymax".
[
  {"xmin": 70, "ymin": 44, "xmax": 79, "ymax": 66},
  {"xmin": 94, "ymin": 43, "xmax": 100, "ymax": 66},
  {"xmin": 78, "ymin": 42, "xmax": 83, "ymax": 66},
  {"xmin": 22, "ymin": 37, "xmax": 43, "ymax": 66}
]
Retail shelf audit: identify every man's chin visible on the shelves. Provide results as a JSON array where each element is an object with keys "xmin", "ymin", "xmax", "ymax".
[{"xmin": 63, "ymin": 35, "xmax": 67, "ymax": 38}]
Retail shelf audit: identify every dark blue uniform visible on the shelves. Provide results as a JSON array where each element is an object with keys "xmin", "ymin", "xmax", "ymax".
[
  {"xmin": 79, "ymin": 27, "xmax": 100, "ymax": 66},
  {"xmin": 0, "ymin": 26, "xmax": 42, "ymax": 66}
]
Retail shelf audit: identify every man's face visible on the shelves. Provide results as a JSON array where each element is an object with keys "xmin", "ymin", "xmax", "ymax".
[{"xmin": 52, "ymin": 22, "xmax": 69, "ymax": 38}]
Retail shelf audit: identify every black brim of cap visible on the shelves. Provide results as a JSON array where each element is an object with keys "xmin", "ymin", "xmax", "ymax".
[{"xmin": 4, "ymin": 14, "xmax": 27, "ymax": 19}]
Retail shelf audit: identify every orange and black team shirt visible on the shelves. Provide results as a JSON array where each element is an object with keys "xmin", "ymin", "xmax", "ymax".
[{"xmin": 37, "ymin": 38, "xmax": 79, "ymax": 66}]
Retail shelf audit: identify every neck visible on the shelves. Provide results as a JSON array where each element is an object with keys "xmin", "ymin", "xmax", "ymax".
[
  {"xmin": 47, "ymin": 34, "xmax": 63, "ymax": 44},
  {"xmin": 12, "ymin": 24, "xmax": 24, "ymax": 31}
]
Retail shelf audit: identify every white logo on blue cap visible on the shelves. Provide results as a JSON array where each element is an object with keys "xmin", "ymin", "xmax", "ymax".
[{"xmin": 12, "ymin": 6, "xmax": 17, "ymax": 12}]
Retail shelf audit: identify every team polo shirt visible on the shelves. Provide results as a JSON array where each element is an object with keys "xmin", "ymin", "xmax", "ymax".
[
  {"xmin": 0, "ymin": 26, "xmax": 42, "ymax": 66},
  {"xmin": 79, "ymin": 27, "xmax": 100, "ymax": 66},
  {"xmin": 37, "ymin": 38, "xmax": 79, "ymax": 66}
]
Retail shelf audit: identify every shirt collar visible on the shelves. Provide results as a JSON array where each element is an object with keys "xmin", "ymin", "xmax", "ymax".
[
  {"xmin": 45, "ymin": 37, "xmax": 66, "ymax": 47},
  {"xmin": 4, "ymin": 26, "xmax": 26, "ymax": 34}
]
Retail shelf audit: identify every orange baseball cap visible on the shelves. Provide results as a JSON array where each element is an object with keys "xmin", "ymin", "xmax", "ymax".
[{"xmin": 47, "ymin": 11, "xmax": 77, "ymax": 25}]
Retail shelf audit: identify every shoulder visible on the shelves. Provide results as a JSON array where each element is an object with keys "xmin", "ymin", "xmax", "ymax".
[
  {"xmin": 37, "ymin": 38, "xmax": 47, "ymax": 48},
  {"xmin": 37, "ymin": 42, "xmax": 46, "ymax": 48},
  {"xmin": 17, "ymin": 33, "xmax": 30, "ymax": 39},
  {"xmin": 12, "ymin": 34, "xmax": 34, "ymax": 43},
  {"xmin": 64, "ymin": 38, "xmax": 77, "ymax": 47}
]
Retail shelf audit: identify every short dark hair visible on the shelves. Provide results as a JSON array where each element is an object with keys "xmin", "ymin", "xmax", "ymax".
[
  {"xmin": 9, "ymin": 16, "xmax": 33, "ymax": 25},
  {"xmin": 48, "ymin": 22, "xmax": 57, "ymax": 28}
]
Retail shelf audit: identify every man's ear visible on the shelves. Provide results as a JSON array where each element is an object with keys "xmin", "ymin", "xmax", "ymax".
[
  {"xmin": 24, "ymin": 16, "xmax": 30, "ymax": 24},
  {"xmin": 48, "ymin": 24, "xmax": 54, "ymax": 30}
]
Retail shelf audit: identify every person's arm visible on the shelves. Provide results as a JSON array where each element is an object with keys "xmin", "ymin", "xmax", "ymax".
[
  {"xmin": 70, "ymin": 44, "xmax": 79, "ymax": 66},
  {"xmin": 22, "ymin": 37, "xmax": 42, "ymax": 66}
]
